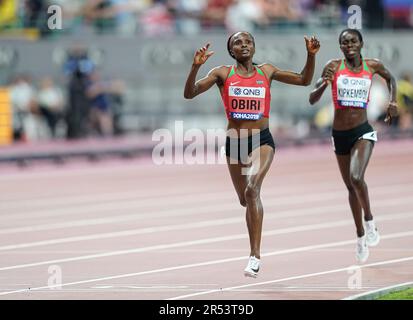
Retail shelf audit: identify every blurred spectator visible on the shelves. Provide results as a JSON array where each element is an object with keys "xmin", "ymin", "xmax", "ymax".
[
  {"xmin": 37, "ymin": 76, "xmax": 65, "ymax": 137},
  {"xmin": 63, "ymin": 44, "xmax": 95, "ymax": 78},
  {"xmin": 225, "ymin": 0, "xmax": 266, "ymax": 32},
  {"xmin": 22, "ymin": 0, "xmax": 45, "ymax": 28},
  {"xmin": 313, "ymin": 102, "xmax": 334, "ymax": 134},
  {"xmin": 67, "ymin": 71, "xmax": 89, "ymax": 139},
  {"xmin": 109, "ymin": 78, "xmax": 126, "ymax": 135},
  {"xmin": 314, "ymin": 0, "xmax": 341, "ymax": 28},
  {"xmin": 83, "ymin": 0, "xmax": 149, "ymax": 35},
  {"xmin": 368, "ymin": 78, "xmax": 390, "ymax": 125},
  {"xmin": 140, "ymin": 0, "xmax": 175, "ymax": 36},
  {"xmin": 293, "ymin": 118, "xmax": 311, "ymax": 140},
  {"xmin": 376, "ymin": 79, "xmax": 399, "ymax": 129},
  {"xmin": 169, "ymin": 0, "xmax": 207, "ymax": 35},
  {"xmin": 9, "ymin": 74, "xmax": 49, "ymax": 141},
  {"xmin": 86, "ymin": 71, "xmax": 125, "ymax": 137},
  {"xmin": 65, "ymin": 45, "xmax": 94, "ymax": 139},
  {"xmin": 258, "ymin": 0, "xmax": 309, "ymax": 26},
  {"xmin": 363, "ymin": 0, "xmax": 386, "ymax": 29},
  {"xmin": 201, "ymin": 0, "xmax": 232, "ymax": 30},
  {"xmin": 4, "ymin": 0, "xmax": 412, "ymax": 36},
  {"xmin": 9, "ymin": 74, "xmax": 35, "ymax": 141},
  {"xmin": 83, "ymin": 0, "xmax": 117, "ymax": 33},
  {"xmin": 110, "ymin": 0, "xmax": 140, "ymax": 35},
  {"xmin": 383, "ymin": 0, "xmax": 413, "ymax": 28},
  {"xmin": 0, "ymin": 0, "xmax": 17, "ymax": 29},
  {"xmin": 397, "ymin": 72, "xmax": 413, "ymax": 130}
]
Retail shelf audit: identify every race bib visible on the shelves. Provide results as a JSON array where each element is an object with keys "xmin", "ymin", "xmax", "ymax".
[
  {"xmin": 229, "ymin": 86, "xmax": 265, "ymax": 120},
  {"xmin": 336, "ymin": 75, "xmax": 371, "ymax": 108}
]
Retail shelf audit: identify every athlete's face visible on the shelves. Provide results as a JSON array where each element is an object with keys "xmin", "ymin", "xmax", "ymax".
[
  {"xmin": 340, "ymin": 31, "xmax": 363, "ymax": 59},
  {"xmin": 230, "ymin": 32, "xmax": 255, "ymax": 62}
]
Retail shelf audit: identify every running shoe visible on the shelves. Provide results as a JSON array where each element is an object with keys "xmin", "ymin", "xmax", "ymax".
[
  {"xmin": 244, "ymin": 256, "xmax": 260, "ymax": 278},
  {"xmin": 356, "ymin": 235, "xmax": 369, "ymax": 263},
  {"xmin": 365, "ymin": 219, "xmax": 380, "ymax": 247}
]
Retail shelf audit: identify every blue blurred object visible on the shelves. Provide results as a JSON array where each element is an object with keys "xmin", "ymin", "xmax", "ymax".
[
  {"xmin": 64, "ymin": 51, "xmax": 95, "ymax": 78},
  {"xmin": 383, "ymin": 0, "xmax": 413, "ymax": 7}
]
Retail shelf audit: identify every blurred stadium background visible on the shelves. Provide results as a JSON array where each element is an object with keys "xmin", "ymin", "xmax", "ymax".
[{"xmin": 1, "ymin": 0, "xmax": 413, "ymax": 164}]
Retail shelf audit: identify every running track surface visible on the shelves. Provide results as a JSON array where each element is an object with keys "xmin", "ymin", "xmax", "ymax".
[{"xmin": 0, "ymin": 139, "xmax": 412, "ymax": 300}]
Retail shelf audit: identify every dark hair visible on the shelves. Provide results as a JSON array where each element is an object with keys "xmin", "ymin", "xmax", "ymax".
[
  {"xmin": 339, "ymin": 29, "xmax": 363, "ymax": 44},
  {"xmin": 227, "ymin": 31, "xmax": 255, "ymax": 60}
]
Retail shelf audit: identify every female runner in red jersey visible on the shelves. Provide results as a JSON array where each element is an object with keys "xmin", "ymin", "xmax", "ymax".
[
  {"xmin": 184, "ymin": 31, "xmax": 320, "ymax": 277},
  {"xmin": 309, "ymin": 29, "xmax": 398, "ymax": 263}
]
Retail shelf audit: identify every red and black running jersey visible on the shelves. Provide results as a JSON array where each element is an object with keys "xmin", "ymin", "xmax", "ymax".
[
  {"xmin": 221, "ymin": 65, "xmax": 271, "ymax": 120},
  {"xmin": 332, "ymin": 59, "xmax": 373, "ymax": 110}
]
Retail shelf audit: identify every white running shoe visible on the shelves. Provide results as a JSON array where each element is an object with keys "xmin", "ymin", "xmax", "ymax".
[
  {"xmin": 365, "ymin": 219, "xmax": 380, "ymax": 247},
  {"xmin": 244, "ymin": 256, "xmax": 260, "ymax": 278},
  {"xmin": 356, "ymin": 235, "xmax": 369, "ymax": 263}
]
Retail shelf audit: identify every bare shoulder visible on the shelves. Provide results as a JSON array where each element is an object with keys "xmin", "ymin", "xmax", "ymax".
[
  {"xmin": 207, "ymin": 65, "xmax": 231, "ymax": 77},
  {"xmin": 365, "ymin": 58, "xmax": 384, "ymax": 72},
  {"xmin": 257, "ymin": 63, "xmax": 276, "ymax": 72},
  {"xmin": 324, "ymin": 59, "xmax": 341, "ymax": 70},
  {"xmin": 205, "ymin": 65, "xmax": 230, "ymax": 85},
  {"xmin": 365, "ymin": 58, "xmax": 382, "ymax": 65},
  {"xmin": 256, "ymin": 63, "xmax": 278, "ymax": 79}
]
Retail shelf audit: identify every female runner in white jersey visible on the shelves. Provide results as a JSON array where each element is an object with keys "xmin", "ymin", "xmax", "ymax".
[
  {"xmin": 184, "ymin": 31, "xmax": 320, "ymax": 277},
  {"xmin": 309, "ymin": 29, "xmax": 398, "ymax": 263}
]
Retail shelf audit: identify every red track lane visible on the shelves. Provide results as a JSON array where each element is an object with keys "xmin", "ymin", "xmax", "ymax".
[{"xmin": 0, "ymin": 139, "xmax": 412, "ymax": 300}]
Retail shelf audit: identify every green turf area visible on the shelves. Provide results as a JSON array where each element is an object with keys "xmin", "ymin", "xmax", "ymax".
[{"xmin": 377, "ymin": 287, "xmax": 413, "ymax": 300}]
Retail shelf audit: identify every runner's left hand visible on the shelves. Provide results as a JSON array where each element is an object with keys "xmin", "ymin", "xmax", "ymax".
[{"xmin": 384, "ymin": 101, "xmax": 398, "ymax": 126}]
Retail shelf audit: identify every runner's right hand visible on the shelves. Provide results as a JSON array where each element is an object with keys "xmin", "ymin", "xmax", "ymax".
[
  {"xmin": 323, "ymin": 66, "xmax": 335, "ymax": 85},
  {"xmin": 193, "ymin": 43, "xmax": 214, "ymax": 66}
]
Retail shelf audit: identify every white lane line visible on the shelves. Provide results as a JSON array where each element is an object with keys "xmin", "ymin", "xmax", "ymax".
[
  {"xmin": 0, "ymin": 183, "xmax": 348, "ymax": 222},
  {"xmin": 0, "ymin": 231, "xmax": 412, "ymax": 297},
  {"xmin": 342, "ymin": 281, "xmax": 413, "ymax": 300},
  {"xmin": 0, "ymin": 191, "xmax": 236, "ymax": 220},
  {"xmin": 0, "ymin": 162, "xmax": 336, "ymax": 203},
  {"xmin": 1, "ymin": 210, "xmax": 413, "ymax": 272},
  {"xmin": 0, "ymin": 217, "xmax": 243, "ymax": 251},
  {"xmin": 1, "ymin": 181, "xmax": 412, "ymax": 232},
  {"xmin": 0, "ymin": 209, "xmax": 412, "ymax": 252},
  {"xmin": 0, "ymin": 160, "xmax": 207, "ymax": 182},
  {"xmin": 0, "ymin": 172, "xmax": 357, "ymax": 220},
  {"xmin": 0, "ymin": 183, "xmax": 235, "ymax": 213},
  {"xmin": 0, "ymin": 201, "xmax": 245, "ymax": 233},
  {"xmin": 167, "ymin": 255, "xmax": 413, "ymax": 300},
  {"xmin": 0, "ymin": 189, "xmax": 412, "ymax": 239},
  {"xmin": 2, "ymin": 169, "xmax": 412, "ymax": 219},
  {"xmin": 0, "ymin": 174, "xmax": 342, "ymax": 211},
  {"xmin": 0, "ymin": 154, "xmax": 335, "ymax": 182},
  {"xmin": 2, "ymin": 162, "xmax": 406, "ymax": 210},
  {"xmin": 0, "ymin": 218, "xmax": 349, "ymax": 270}
]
